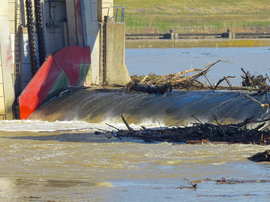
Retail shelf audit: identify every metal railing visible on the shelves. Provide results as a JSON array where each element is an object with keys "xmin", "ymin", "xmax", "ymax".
[
  {"xmin": 125, "ymin": 25, "xmax": 270, "ymax": 34},
  {"xmin": 101, "ymin": 6, "xmax": 125, "ymax": 23},
  {"xmin": 166, "ymin": 25, "xmax": 270, "ymax": 33}
]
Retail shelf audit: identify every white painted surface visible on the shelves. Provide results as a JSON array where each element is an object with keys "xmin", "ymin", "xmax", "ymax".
[{"xmin": 0, "ymin": 0, "xmax": 15, "ymax": 119}]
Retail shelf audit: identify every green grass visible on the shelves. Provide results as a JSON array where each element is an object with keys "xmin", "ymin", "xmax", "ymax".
[{"xmin": 114, "ymin": 0, "xmax": 270, "ymax": 33}]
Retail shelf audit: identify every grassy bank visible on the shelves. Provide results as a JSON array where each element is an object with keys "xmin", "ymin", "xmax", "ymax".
[{"xmin": 114, "ymin": 0, "xmax": 270, "ymax": 33}]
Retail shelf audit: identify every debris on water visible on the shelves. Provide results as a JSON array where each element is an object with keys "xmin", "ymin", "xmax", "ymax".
[
  {"xmin": 24, "ymin": 196, "xmax": 41, "ymax": 199},
  {"xmin": 126, "ymin": 60, "xmax": 252, "ymax": 93},
  {"xmin": 174, "ymin": 177, "xmax": 270, "ymax": 192},
  {"xmin": 212, "ymin": 177, "xmax": 270, "ymax": 184},
  {"xmin": 189, "ymin": 177, "xmax": 270, "ymax": 186},
  {"xmin": 178, "ymin": 178, "xmax": 197, "ymax": 189},
  {"xmin": 248, "ymin": 150, "xmax": 270, "ymax": 162},
  {"xmin": 38, "ymin": 127, "xmax": 94, "ymax": 133},
  {"xmin": 123, "ymin": 60, "xmax": 270, "ymax": 96},
  {"xmin": 99, "ymin": 115, "xmax": 270, "ymax": 145},
  {"xmin": 192, "ymin": 179, "xmax": 204, "ymax": 183},
  {"xmin": 197, "ymin": 194, "xmax": 258, "ymax": 197}
]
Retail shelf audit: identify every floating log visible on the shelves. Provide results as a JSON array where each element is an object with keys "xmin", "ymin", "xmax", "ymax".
[{"xmin": 248, "ymin": 150, "xmax": 270, "ymax": 162}]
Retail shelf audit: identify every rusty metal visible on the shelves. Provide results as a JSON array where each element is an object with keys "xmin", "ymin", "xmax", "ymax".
[
  {"xmin": 34, "ymin": 0, "xmax": 46, "ymax": 65},
  {"xmin": 25, "ymin": 0, "xmax": 37, "ymax": 77}
]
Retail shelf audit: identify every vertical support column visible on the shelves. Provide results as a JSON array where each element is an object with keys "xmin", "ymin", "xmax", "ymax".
[
  {"xmin": 0, "ymin": 1, "xmax": 15, "ymax": 119},
  {"xmin": 74, "ymin": 0, "xmax": 83, "ymax": 47},
  {"xmin": 34, "ymin": 0, "xmax": 46, "ymax": 65},
  {"xmin": 66, "ymin": 0, "xmax": 78, "ymax": 46},
  {"xmin": 14, "ymin": 0, "xmax": 22, "ymax": 98},
  {"xmin": 0, "ymin": 46, "xmax": 6, "ymax": 120},
  {"xmin": 104, "ymin": 22, "xmax": 130, "ymax": 85},
  {"xmin": 80, "ymin": 0, "xmax": 87, "ymax": 47},
  {"xmin": 99, "ymin": 22, "xmax": 104, "ymax": 85},
  {"xmin": 83, "ymin": 0, "xmax": 100, "ymax": 85},
  {"xmin": 25, "ymin": 0, "xmax": 37, "ymax": 77}
]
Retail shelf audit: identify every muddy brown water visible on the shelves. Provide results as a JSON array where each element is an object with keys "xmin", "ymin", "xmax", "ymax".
[
  {"xmin": 1, "ymin": 47, "xmax": 270, "ymax": 201},
  {"xmin": 0, "ymin": 128, "xmax": 270, "ymax": 201}
]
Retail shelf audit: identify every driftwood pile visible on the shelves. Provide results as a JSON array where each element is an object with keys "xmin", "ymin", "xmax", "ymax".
[
  {"xmin": 126, "ymin": 60, "xmax": 270, "ymax": 94},
  {"xmin": 241, "ymin": 68, "xmax": 270, "ymax": 95},
  {"xmin": 127, "ymin": 60, "xmax": 226, "ymax": 93},
  {"xmin": 118, "ymin": 61, "xmax": 270, "ymax": 161},
  {"xmin": 96, "ymin": 115, "xmax": 270, "ymax": 145}
]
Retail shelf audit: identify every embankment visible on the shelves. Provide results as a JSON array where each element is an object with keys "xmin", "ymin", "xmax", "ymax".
[{"xmin": 126, "ymin": 38, "xmax": 270, "ymax": 48}]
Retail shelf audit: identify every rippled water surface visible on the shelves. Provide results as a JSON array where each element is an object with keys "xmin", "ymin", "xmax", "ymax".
[
  {"xmin": 1, "ymin": 47, "xmax": 270, "ymax": 201},
  {"xmin": 0, "ymin": 122, "xmax": 270, "ymax": 201},
  {"xmin": 126, "ymin": 47, "xmax": 270, "ymax": 86}
]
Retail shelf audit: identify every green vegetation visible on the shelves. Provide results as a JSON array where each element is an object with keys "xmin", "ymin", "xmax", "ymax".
[{"xmin": 114, "ymin": 0, "xmax": 270, "ymax": 33}]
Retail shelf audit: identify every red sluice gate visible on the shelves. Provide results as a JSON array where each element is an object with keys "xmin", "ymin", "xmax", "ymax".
[{"xmin": 18, "ymin": 46, "xmax": 91, "ymax": 120}]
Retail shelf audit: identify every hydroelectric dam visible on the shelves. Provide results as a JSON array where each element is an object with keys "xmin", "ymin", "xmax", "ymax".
[{"xmin": 0, "ymin": 0, "xmax": 269, "ymax": 125}]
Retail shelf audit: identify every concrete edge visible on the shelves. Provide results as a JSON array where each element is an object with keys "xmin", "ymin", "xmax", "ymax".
[{"xmin": 126, "ymin": 38, "xmax": 270, "ymax": 49}]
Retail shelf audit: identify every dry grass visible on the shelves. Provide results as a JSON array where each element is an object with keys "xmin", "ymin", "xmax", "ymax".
[{"xmin": 114, "ymin": 0, "xmax": 270, "ymax": 32}]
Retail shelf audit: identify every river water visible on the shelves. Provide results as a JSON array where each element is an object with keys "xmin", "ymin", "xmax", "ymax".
[
  {"xmin": 126, "ymin": 47, "xmax": 270, "ymax": 86},
  {"xmin": 1, "ymin": 47, "xmax": 270, "ymax": 201}
]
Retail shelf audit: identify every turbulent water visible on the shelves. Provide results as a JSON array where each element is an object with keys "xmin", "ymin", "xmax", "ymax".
[
  {"xmin": 5, "ymin": 88, "xmax": 270, "ymax": 201},
  {"xmin": 0, "ymin": 123, "xmax": 270, "ymax": 201},
  {"xmin": 1, "ymin": 47, "xmax": 270, "ymax": 201},
  {"xmin": 30, "ymin": 89, "xmax": 270, "ymax": 126}
]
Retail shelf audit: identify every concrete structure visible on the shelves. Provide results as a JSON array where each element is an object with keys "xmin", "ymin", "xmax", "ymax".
[
  {"xmin": 126, "ymin": 38, "xmax": 270, "ymax": 49},
  {"xmin": 0, "ymin": 0, "xmax": 131, "ymax": 119},
  {"xmin": 0, "ymin": 1, "xmax": 16, "ymax": 119}
]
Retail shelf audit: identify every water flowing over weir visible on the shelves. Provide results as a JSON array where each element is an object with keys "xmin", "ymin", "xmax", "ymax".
[{"xmin": 29, "ymin": 88, "xmax": 270, "ymax": 126}]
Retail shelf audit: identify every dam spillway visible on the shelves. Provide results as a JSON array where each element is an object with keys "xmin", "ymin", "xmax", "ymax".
[{"xmin": 29, "ymin": 88, "xmax": 270, "ymax": 126}]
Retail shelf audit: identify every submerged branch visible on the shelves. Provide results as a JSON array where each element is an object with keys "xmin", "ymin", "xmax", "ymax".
[{"xmin": 245, "ymin": 94, "xmax": 269, "ymax": 113}]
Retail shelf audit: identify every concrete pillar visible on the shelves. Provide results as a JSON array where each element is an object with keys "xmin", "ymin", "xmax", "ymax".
[
  {"xmin": 83, "ymin": 0, "xmax": 100, "ymax": 85},
  {"xmin": 0, "ymin": 45, "xmax": 5, "ymax": 119},
  {"xmin": 105, "ymin": 22, "xmax": 130, "ymax": 85},
  {"xmin": 84, "ymin": 0, "xmax": 130, "ymax": 86},
  {"xmin": 0, "ymin": 0, "xmax": 15, "ymax": 119}
]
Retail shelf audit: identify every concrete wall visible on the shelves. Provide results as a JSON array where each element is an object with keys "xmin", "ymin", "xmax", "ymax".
[
  {"xmin": 84, "ymin": 0, "xmax": 100, "ymax": 85},
  {"xmin": 44, "ymin": 0, "xmax": 67, "ymax": 54},
  {"xmin": 98, "ymin": 0, "xmax": 113, "ymax": 22},
  {"xmin": 19, "ymin": 27, "xmax": 39, "ymax": 89},
  {"xmin": 0, "ymin": 0, "xmax": 15, "ymax": 119},
  {"xmin": 105, "ymin": 22, "xmax": 130, "ymax": 85},
  {"xmin": 0, "ymin": 45, "xmax": 5, "ymax": 119}
]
